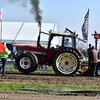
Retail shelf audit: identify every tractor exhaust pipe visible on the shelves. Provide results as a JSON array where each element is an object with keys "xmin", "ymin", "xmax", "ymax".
[{"xmin": 37, "ymin": 22, "xmax": 41, "ymax": 47}]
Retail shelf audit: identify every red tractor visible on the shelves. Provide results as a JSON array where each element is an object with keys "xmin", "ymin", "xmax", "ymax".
[{"xmin": 13, "ymin": 28, "xmax": 83, "ymax": 76}]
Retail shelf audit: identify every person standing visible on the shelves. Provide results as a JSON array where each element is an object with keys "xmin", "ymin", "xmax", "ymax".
[
  {"xmin": 89, "ymin": 46, "xmax": 98, "ymax": 76},
  {"xmin": 12, "ymin": 50, "xmax": 19, "ymax": 69},
  {"xmin": 0, "ymin": 42, "xmax": 11, "ymax": 76},
  {"xmin": 38, "ymin": 65, "xmax": 43, "ymax": 69},
  {"xmin": 87, "ymin": 44, "xmax": 92, "ymax": 76},
  {"xmin": 87, "ymin": 44, "xmax": 92, "ymax": 55},
  {"xmin": 12, "ymin": 50, "xmax": 18, "ymax": 61},
  {"xmin": 45, "ymin": 65, "xmax": 48, "ymax": 69}
]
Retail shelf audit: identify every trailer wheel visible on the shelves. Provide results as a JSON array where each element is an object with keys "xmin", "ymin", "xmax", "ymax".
[
  {"xmin": 96, "ymin": 67, "xmax": 100, "ymax": 76},
  {"xmin": 16, "ymin": 53, "xmax": 38, "ymax": 74},
  {"xmin": 52, "ymin": 48, "xmax": 81, "ymax": 76}
]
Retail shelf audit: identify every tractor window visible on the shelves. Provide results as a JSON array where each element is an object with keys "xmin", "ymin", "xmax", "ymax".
[
  {"xmin": 50, "ymin": 36, "xmax": 59, "ymax": 49},
  {"xmin": 64, "ymin": 37, "xmax": 72, "ymax": 47},
  {"xmin": 58, "ymin": 36, "xmax": 63, "ymax": 46},
  {"xmin": 51, "ymin": 36, "xmax": 59, "ymax": 46},
  {"xmin": 39, "ymin": 33, "xmax": 49, "ymax": 49}
]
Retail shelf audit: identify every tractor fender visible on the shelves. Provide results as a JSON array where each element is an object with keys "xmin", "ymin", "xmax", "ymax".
[
  {"xmin": 23, "ymin": 50, "xmax": 38, "ymax": 64},
  {"xmin": 52, "ymin": 47, "xmax": 82, "ymax": 68},
  {"xmin": 75, "ymin": 48, "xmax": 83, "ymax": 57},
  {"xmin": 53, "ymin": 47, "xmax": 82, "ymax": 60},
  {"xmin": 64, "ymin": 47, "xmax": 83, "ymax": 58}
]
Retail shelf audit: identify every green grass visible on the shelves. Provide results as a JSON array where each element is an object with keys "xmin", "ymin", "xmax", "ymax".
[
  {"xmin": 6, "ymin": 64, "xmax": 55, "ymax": 73},
  {"xmin": 7, "ymin": 64, "xmax": 14, "ymax": 68},
  {"xmin": 0, "ymin": 82, "xmax": 99, "ymax": 96},
  {"xmin": 7, "ymin": 64, "xmax": 53, "ymax": 70},
  {"xmin": 0, "ymin": 82, "xmax": 100, "ymax": 92},
  {"xmin": 6, "ymin": 64, "xmax": 53, "ymax": 70}
]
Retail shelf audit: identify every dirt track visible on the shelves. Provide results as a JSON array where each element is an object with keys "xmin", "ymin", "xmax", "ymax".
[
  {"xmin": 1, "ymin": 93, "xmax": 98, "ymax": 100},
  {"xmin": 0, "ymin": 71, "xmax": 100, "ymax": 87},
  {"xmin": 0, "ymin": 71, "xmax": 100, "ymax": 100}
]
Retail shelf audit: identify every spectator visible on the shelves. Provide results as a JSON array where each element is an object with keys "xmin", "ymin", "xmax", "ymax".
[
  {"xmin": 45, "ymin": 65, "xmax": 48, "ymax": 69},
  {"xmin": 39, "ymin": 65, "xmax": 48, "ymax": 69},
  {"xmin": 87, "ymin": 44, "xmax": 92, "ymax": 55},
  {"xmin": 12, "ymin": 50, "xmax": 18, "ymax": 61},
  {"xmin": 87, "ymin": 44, "xmax": 92, "ymax": 76},
  {"xmin": 39, "ymin": 65, "xmax": 43, "ymax": 69},
  {"xmin": 89, "ymin": 46, "xmax": 98, "ymax": 76},
  {"xmin": 0, "ymin": 42, "xmax": 11, "ymax": 76},
  {"xmin": 12, "ymin": 50, "xmax": 19, "ymax": 69}
]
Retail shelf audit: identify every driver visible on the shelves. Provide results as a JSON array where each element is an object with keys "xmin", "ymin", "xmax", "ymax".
[{"xmin": 64, "ymin": 38, "xmax": 70, "ymax": 46}]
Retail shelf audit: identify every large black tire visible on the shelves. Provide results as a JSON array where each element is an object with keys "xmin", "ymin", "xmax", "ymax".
[
  {"xmin": 95, "ymin": 62, "xmax": 100, "ymax": 76},
  {"xmin": 96, "ymin": 66, "xmax": 100, "ymax": 76},
  {"xmin": 52, "ymin": 48, "xmax": 81, "ymax": 76},
  {"xmin": 16, "ymin": 53, "xmax": 38, "ymax": 74}
]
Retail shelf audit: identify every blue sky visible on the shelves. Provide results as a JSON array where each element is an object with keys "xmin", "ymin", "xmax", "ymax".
[{"xmin": 0, "ymin": 0, "xmax": 100, "ymax": 49}]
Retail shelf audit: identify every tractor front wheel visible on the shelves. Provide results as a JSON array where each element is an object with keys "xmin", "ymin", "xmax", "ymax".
[{"xmin": 16, "ymin": 53, "xmax": 38, "ymax": 74}]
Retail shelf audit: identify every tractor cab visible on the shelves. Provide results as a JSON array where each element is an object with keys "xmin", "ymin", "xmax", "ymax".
[
  {"xmin": 37, "ymin": 28, "xmax": 77, "ymax": 51},
  {"xmin": 48, "ymin": 29, "xmax": 77, "ymax": 49}
]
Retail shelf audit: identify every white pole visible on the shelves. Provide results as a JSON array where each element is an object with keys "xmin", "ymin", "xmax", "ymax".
[{"xmin": 1, "ymin": 7, "xmax": 2, "ymax": 42}]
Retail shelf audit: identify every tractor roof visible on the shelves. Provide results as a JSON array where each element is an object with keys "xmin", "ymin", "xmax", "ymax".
[{"xmin": 49, "ymin": 30, "xmax": 76, "ymax": 37}]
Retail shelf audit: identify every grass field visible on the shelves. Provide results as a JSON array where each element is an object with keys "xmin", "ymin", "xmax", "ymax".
[
  {"xmin": 6, "ymin": 64, "xmax": 55, "ymax": 73},
  {"xmin": 6, "ymin": 64, "xmax": 53, "ymax": 70},
  {"xmin": 0, "ymin": 82, "xmax": 100, "ymax": 94}
]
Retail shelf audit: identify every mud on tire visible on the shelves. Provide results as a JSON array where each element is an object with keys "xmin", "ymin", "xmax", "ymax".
[
  {"xmin": 16, "ymin": 53, "xmax": 38, "ymax": 74},
  {"xmin": 52, "ymin": 48, "xmax": 81, "ymax": 76}
]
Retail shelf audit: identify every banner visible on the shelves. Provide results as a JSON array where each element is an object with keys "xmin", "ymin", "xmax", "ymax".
[
  {"xmin": 82, "ymin": 9, "xmax": 89, "ymax": 40},
  {"xmin": 0, "ymin": 12, "xmax": 1, "ymax": 22},
  {"xmin": 0, "ymin": 7, "xmax": 2, "ymax": 41}
]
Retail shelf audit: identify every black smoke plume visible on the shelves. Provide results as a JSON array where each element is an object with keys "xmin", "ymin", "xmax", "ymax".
[
  {"xmin": 2, "ymin": 0, "xmax": 42, "ymax": 23},
  {"xmin": 30, "ymin": 0, "xmax": 42, "ymax": 23}
]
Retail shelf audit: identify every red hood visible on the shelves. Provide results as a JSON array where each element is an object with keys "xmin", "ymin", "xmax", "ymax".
[{"xmin": 12, "ymin": 43, "xmax": 47, "ymax": 48}]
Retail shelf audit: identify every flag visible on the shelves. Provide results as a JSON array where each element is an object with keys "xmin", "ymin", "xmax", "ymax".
[
  {"xmin": 82, "ymin": 9, "xmax": 89, "ymax": 40},
  {"xmin": 0, "ymin": 42, "xmax": 6, "ymax": 54},
  {"xmin": 0, "ymin": 12, "xmax": 1, "ymax": 22},
  {"xmin": 0, "ymin": 7, "xmax": 2, "ymax": 41}
]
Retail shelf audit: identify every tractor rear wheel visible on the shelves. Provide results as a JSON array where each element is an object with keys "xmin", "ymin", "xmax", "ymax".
[
  {"xmin": 52, "ymin": 48, "xmax": 81, "ymax": 76},
  {"xmin": 16, "ymin": 53, "xmax": 38, "ymax": 74}
]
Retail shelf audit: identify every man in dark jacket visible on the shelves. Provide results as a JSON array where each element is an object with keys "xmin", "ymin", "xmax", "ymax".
[
  {"xmin": 87, "ymin": 44, "xmax": 92, "ymax": 76},
  {"xmin": 87, "ymin": 44, "xmax": 92, "ymax": 55},
  {"xmin": 89, "ymin": 46, "xmax": 98, "ymax": 76},
  {"xmin": 12, "ymin": 50, "xmax": 19, "ymax": 69}
]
